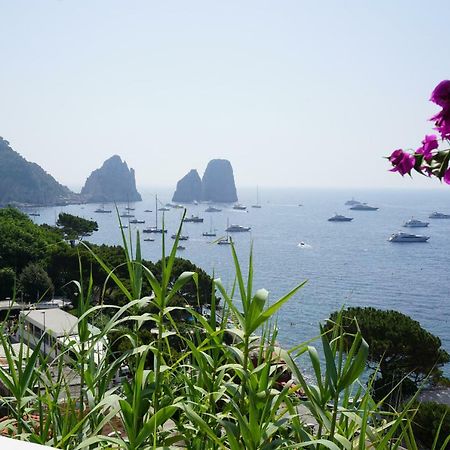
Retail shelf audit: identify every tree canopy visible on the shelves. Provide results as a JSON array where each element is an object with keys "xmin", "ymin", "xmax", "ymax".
[{"xmin": 56, "ymin": 212, "xmax": 98, "ymax": 240}]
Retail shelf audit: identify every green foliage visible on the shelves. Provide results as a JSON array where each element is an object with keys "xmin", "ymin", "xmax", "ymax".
[
  {"xmin": 56, "ymin": 212, "xmax": 98, "ymax": 240},
  {"xmin": 18, "ymin": 262, "xmax": 54, "ymax": 302},
  {"xmin": 410, "ymin": 401, "xmax": 450, "ymax": 449},
  {"xmin": 0, "ymin": 267, "xmax": 15, "ymax": 299},
  {"xmin": 327, "ymin": 307, "xmax": 450, "ymax": 393}
]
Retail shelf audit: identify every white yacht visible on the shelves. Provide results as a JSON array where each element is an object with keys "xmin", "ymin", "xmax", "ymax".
[
  {"xmin": 226, "ymin": 224, "xmax": 251, "ymax": 232},
  {"xmin": 350, "ymin": 203, "xmax": 379, "ymax": 211},
  {"xmin": 403, "ymin": 218, "xmax": 429, "ymax": 227},
  {"xmin": 129, "ymin": 219, "xmax": 145, "ymax": 224},
  {"xmin": 171, "ymin": 234, "xmax": 189, "ymax": 240},
  {"xmin": 218, "ymin": 236, "xmax": 232, "ymax": 245},
  {"xmin": 183, "ymin": 215, "xmax": 204, "ymax": 223},
  {"xmin": 429, "ymin": 211, "xmax": 450, "ymax": 219},
  {"xmin": 388, "ymin": 232, "xmax": 430, "ymax": 243},
  {"xmin": 205, "ymin": 206, "xmax": 222, "ymax": 212},
  {"xmin": 328, "ymin": 214, "xmax": 353, "ymax": 222},
  {"xmin": 233, "ymin": 204, "xmax": 247, "ymax": 211}
]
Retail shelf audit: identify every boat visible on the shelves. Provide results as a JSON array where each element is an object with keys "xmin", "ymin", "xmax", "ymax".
[
  {"xmin": 345, "ymin": 198, "xmax": 361, "ymax": 206},
  {"xmin": 158, "ymin": 206, "xmax": 170, "ymax": 212},
  {"xmin": 233, "ymin": 204, "xmax": 247, "ymax": 210},
  {"xmin": 226, "ymin": 224, "xmax": 251, "ymax": 232},
  {"xmin": 183, "ymin": 215, "xmax": 204, "ymax": 223},
  {"xmin": 251, "ymin": 186, "xmax": 262, "ymax": 209},
  {"xmin": 429, "ymin": 211, "xmax": 450, "ymax": 219},
  {"xmin": 166, "ymin": 203, "xmax": 184, "ymax": 209},
  {"xmin": 177, "ymin": 245, "xmax": 186, "ymax": 250},
  {"xmin": 217, "ymin": 237, "xmax": 232, "ymax": 245},
  {"xmin": 120, "ymin": 212, "xmax": 135, "ymax": 218},
  {"xmin": 388, "ymin": 232, "xmax": 430, "ymax": 243},
  {"xmin": 403, "ymin": 218, "xmax": 429, "ymax": 227},
  {"xmin": 143, "ymin": 195, "xmax": 167, "ymax": 233},
  {"xmin": 94, "ymin": 205, "xmax": 112, "ymax": 213},
  {"xmin": 328, "ymin": 214, "xmax": 353, "ymax": 222},
  {"xmin": 120, "ymin": 225, "xmax": 128, "ymax": 229},
  {"xmin": 349, "ymin": 203, "xmax": 378, "ymax": 211},
  {"xmin": 28, "ymin": 212, "xmax": 41, "ymax": 217},
  {"xmin": 205, "ymin": 206, "xmax": 222, "ymax": 212},
  {"xmin": 129, "ymin": 219, "xmax": 145, "ymax": 224},
  {"xmin": 125, "ymin": 206, "xmax": 135, "ymax": 211},
  {"xmin": 144, "ymin": 237, "xmax": 155, "ymax": 242},
  {"xmin": 203, "ymin": 217, "xmax": 217, "ymax": 237},
  {"xmin": 144, "ymin": 209, "xmax": 152, "ymax": 213},
  {"xmin": 171, "ymin": 234, "xmax": 189, "ymax": 240}
]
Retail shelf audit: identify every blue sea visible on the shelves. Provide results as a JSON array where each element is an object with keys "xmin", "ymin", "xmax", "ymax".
[{"xmin": 29, "ymin": 188, "xmax": 450, "ymax": 375}]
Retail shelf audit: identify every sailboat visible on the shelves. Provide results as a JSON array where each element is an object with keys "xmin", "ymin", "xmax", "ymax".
[
  {"xmin": 143, "ymin": 195, "xmax": 167, "ymax": 233},
  {"xmin": 95, "ymin": 204, "xmax": 112, "ymax": 213},
  {"xmin": 203, "ymin": 217, "xmax": 217, "ymax": 237},
  {"xmin": 218, "ymin": 219, "xmax": 232, "ymax": 245},
  {"xmin": 251, "ymin": 186, "xmax": 262, "ymax": 209}
]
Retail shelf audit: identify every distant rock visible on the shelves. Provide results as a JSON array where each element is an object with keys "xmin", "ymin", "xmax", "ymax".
[
  {"xmin": 81, "ymin": 155, "xmax": 142, "ymax": 203},
  {"xmin": 202, "ymin": 159, "xmax": 238, "ymax": 203},
  {"xmin": 172, "ymin": 169, "xmax": 202, "ymax": 203},
  {"xmin": 0, "ymin": 136, "xmax": 78, "ymax": 206}
]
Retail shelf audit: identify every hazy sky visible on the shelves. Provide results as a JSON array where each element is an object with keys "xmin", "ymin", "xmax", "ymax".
[{"xmin": 1, "ymin": 0, "xmax": 450, "ymax": 191}]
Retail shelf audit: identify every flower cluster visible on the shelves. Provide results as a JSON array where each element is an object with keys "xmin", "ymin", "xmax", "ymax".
[{"xmin": 388, "ymin": 80, "xmax": 450, "ymax": 184}]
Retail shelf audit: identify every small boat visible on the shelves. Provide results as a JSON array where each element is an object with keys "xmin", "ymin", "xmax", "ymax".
[
  {"xmin": 183, "ymin": 215, "xmax": 204, "ymax": 223},
  {"xmin": 129, "ymin": 219, "xmax": 145, "ymax": 224},
  {"xmin": 226, "ymin": 224, "xmax": 251, "ymax": 232},
  {"xmin": 251, "ymin": 186, "xmax": 262, "ymax": 209},
  {"xmin": 144, "ymin": 237, "xmax": 155, "ymax": 242},
  {"xmin": 388, "ymin": 232, "xmax": 429, "ymax": 243},
  {"xmin": 120, "ymin": 213, "xmax": 135, "ymax": 218},
  {"xmin": 205, "ymin": 206, "xmax": 222, "ymax": 212},
  {"xmin": 429, "ymin": 211, "xmax": 450, "ymax": 219},
  {"xmin": 328, "ymin": 214, "xmax": 353, "ymax": 222},
  {"xmin": 345, "ymin": 198, "xmax": 361, "ymax": 206},
  {"xmin": 350, "ymin": 203, "xmax": 378, "ymax": 211},
  {"xmin": 144, "ymin": 209, "xmax": 152, "ymax": 213},
  {"xmin": 171, "ymin": 234, "xmax": 189, "ymax": 240},
  {"xmin": 144, "ymin": 195, "xmax": 167, "ymax": 233},
  {"xmin": 28, "ymin": 212, "xmax": 41, "ymax": 217},
  {"xmin": 166, "ymin": 203, "xmax": 184, "ymax": 209},
  {"xmin": 218, "ymin": 236, "xmax": 232, "ymax": 245},
  {"xmin": 158, "ymin": 207, "xmax": 170, "ymax": 212},
  {"xmin": 233, "ymin": 204, "xmax": 247, "ymax": 210},
  {"xmin": 94, "ymin": 205, "xmax": 112, "ymax": 213},
  {"xmin": 203, "ymin": 217, "xmax": 217, "ymax": 237},
  {"xmin": 120, "ymin": 225, "xmax": 129, "ymax": 229},
  {"xmin": 177, "ymin": 245, "xmax": 186, "ymax": 250},
  {"xmin": 403, "ymin": 218, "xmax": 429, "ymax": 227},
  {"xmin": 125, "ymin": 206, "xmax": 135, "ymax": 211}
]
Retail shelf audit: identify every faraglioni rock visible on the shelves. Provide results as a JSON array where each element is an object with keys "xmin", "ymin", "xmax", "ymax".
[
  {"xmin": 201, "ymin": 159, "xmax": 238, "ymax": 203},
  {"xmin": 81, "ymin": 155, "xmax": 142, "ymax": 203},
  {"xmin": 172, "ymin": 169, "xmax": 202, "ymax": 203},
  {"xmin": 0, "ymin": 136, "xmax": 77, "ymax": 206}
]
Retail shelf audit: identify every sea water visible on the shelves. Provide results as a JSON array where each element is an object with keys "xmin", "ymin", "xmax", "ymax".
[{"xmin": 29, "ymin": 187, "xmax": 450, "ymax": 375}]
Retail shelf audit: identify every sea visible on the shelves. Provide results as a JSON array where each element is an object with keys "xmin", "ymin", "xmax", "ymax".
[{"xmin": 27, "ymin": 187, "xmax": 450, "ymax": 376}]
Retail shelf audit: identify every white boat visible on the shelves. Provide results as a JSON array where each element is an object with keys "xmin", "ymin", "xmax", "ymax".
[
  {"xmin": 226, "ymin": 224, "xmax": 251, "ymax": 232},
  {"xmin": 143, "ymin": 195, "xmax": 167, "ymax": 233},
  {"xmin": 403, "ymin": 218, "xmax": 429, "ymax": 227},
  {"xmin": 350, "ymin": 203, "xmax": 378, "ymax": 211},
  {"xmin": 345, "ymin": 198, "xmax": 361, "ymax": 206},
  {"xmin": 233, "ymin": 204, "xmax": 247, "ymax": 210},
  {"xmin": 94, "ymin": 205, "xmax": 112, "ymax": 213},
  {"xmin": 183, "ymin": 215, "xmax": 204, "ymax": 223},
  {"xmin": 205, "ymin": 206, "xmax": 222, "ymax": 212},
  {"xmin": 171, "ymin": 234, "xmax": 189, "ymax": 240},
  {"xmin": 129, "ymin": 219, "xmax": 145, "ymax": 224},
  {"xmin": 120, "ymin": 212, "xmax": 135, "ymax": 218},
  {"xmin": 203, "ymin": 217, "xmax": 217, "ymax": 237},
  {"xmin": 144, "ymin": 237, "xmax": 155, "ymax": 242},
  {"xmin": 217, "ymin": 237, "xmax": 232, "ymax": 245},
  {"xmin": 177, "ymin": 245, "xmax": 186, "ymax": 250},
  {"xmin": 328, "ymin": 214, "xmax": 353, "ymax": 222},
  {"xmin": 28, "ymin": 211, "xmax": 41, "ymax": 217},
  {"xmin": 158, "ymin": 206, "xmax": 170, "ymax": 212},
  {"xmin": 388, "ymin": 232, "xmax": 429, "ymax": 243},
  {"xmin": 429, "ymin": 211, "xmax": 450, "ymax": 219},
  {"xmin": 251, "ymin": 186, "xmax": 262, "ymax": 209}
]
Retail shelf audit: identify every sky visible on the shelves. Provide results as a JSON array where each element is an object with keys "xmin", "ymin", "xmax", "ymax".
[{"xmin": 1, "ymin": 0, "xmax": 450, "ymax": 191}]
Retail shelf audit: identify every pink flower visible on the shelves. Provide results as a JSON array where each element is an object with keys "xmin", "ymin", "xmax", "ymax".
[
  {"xmin": 430, "ymin": 80, "xmax": 450, "ymax": 107},
  {"xmin": 444, "ymin": 168, "xmax": 450, "ymax": 185},
  {"xmin": 389, "ymin": 149, "xmax": 415, "ymax": 176},
  {"xmin": 432, "ymin": 108, "xmax": 450, "ymax": 139},
  {"xmin": 416, "ymin": 134, "xmax": 438, "ymax": 161}
]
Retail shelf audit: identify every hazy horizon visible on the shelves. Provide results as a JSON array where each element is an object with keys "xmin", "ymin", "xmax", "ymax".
[{"xmin": 2, "ymin": 1, "xmax": 450, "ymax": 191}]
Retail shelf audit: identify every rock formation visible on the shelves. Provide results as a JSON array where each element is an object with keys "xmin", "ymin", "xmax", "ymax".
[
  {"xmin": 0, "ymin": 137, "xmax": 77, "ymax": 206},
  {"xmin": 172, "ymin": 169, "xmax": 202, "ymax": 203},
  {"xmin": 201, "ymin": 159, "xmax": 238, "ymax": 203},
  {"xmin": 81, "ymin": 155, "xmax": 142, "ymax": 203}
]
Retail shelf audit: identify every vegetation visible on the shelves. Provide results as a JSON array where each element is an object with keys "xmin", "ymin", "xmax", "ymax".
[
  {"xmin": 18, "ymin": 262, "xmax": 54, "ymax": 302},
  {"xmin": 56, "ymin": 212, "xmax": 98, "ymax": 241},
  {"xmin": 327, "ymin": 307, "xmax": 450, "ymax": 403}
]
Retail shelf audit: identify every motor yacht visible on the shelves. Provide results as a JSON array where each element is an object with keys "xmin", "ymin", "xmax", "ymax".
[
  {"xmin": 183, "ymin": 215, "xmax": 204, "ymax": 223},
  {"xmin": 205, "ymin": 206, "xmax": 222, "ymax": 212},
  {"xmin": 233, "ymin": 204, "xmax": 247, "ymax": 210},
  {"xmin": 328, "ymin": 214, "xmax": 353, "ymax": 222},
  {"xmin": 429, "ymin": 211, "xmax": 450, "ymax": 219},
  {"xmin": 388, "ymin": 232, "xmax": 429, "ymax": 243},
  {"xmin": 171, "ymin": 234, "xmax": 189, "ymax": 240},
  {"xmin": 403, "ymin": 218, "xmax": 429, "ymax": 227},
  {"xmin": 226, "ymin": 224, "xmax": 251, "ymax": 232},
  {"xmin": 350, "ymin": 203, "xmax": 378, "ymax": 211},
  {"xmin": 129, "ymin": 219, "xmax": 145, "ymax": 224}
]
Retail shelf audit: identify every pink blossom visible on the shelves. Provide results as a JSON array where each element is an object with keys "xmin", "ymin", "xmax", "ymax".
[
  {"xmin": 389, "ymin": 149, "xmax": 415, "ymax": 176},
  {"xmin": 430, "ymin": 80, "xmax": 450, "ymax": 107},
  {"xmin": 444, "ymin": 168, "xmax": 450, "ymax": 185},
  {"xmin": 416, "ymin": 134, "xmax": 438, "ymax": 161}
]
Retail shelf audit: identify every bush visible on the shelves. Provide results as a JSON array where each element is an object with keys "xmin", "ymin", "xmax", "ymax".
[
  {"xmin": 18, "ymin": 263, "xmax": 54, "ymax": 302},
  {"xmin": 0, "ymin": 267, "xmax": 15, "ymax": 299}
]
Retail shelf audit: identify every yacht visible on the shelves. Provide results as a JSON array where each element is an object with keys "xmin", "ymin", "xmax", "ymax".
[
  {"xmin": 403, "ymin": 218, "xmax": 429, "ymax": 227},
  {"xmin": 388, "ymin": 232, "xmax": 430, "ymax": 243},
  {"xmin": 120, "ymin": 212, "xmax": 135, "ymax": 218},
  {"xmin": 144, "ymin": 209, "xmax": 152, "ymax": 213},
  {"xmin": 251, "ymin": 186, "xmax": 262, "ymax": 209},
  {"xmin": 233, "ymin": 204, "xmax": 247, "ymax": 211},
  {"xmin": 218, "ymin": 237, "xmax": 232, "ymax": 245},
  {"xmin": 429, "ymin": 211, "xmax": 450, "ymax": 219},
  {"xmin": 328, "ymin": 214, "xmax": 353, "ymax": 222},
  {"xmin": 350, "ymin": 203, "xmax": 378, "ymax": 211},
  {"xmin": 345, "ymin": 198, "xmax": 361, "ymax": 206},
  {"xmin": 226, "ymin": 224, "xmax": 251, "ymax": 232},
  {"xmin": 125, "ymin": 206, "xmax": 135, "ymax": 211},
  {"xmin": 143, "ymin": 195, "xmax": 167, "ymax": 233},
  {"xmin": 177, "ymin": 245, "xmax": 186, "ymax": 251},
  {"xmin": 203, "ymin": 217, "xmax": 217, "ymax": 236},
  {"xmin": 171, "ymin": 234, "xmax": 189, "ymax": 240},
  {"xmin": 158, "ymin": 206, "xmax": 171, "ymax": 212},
  {"xmin": 129, "ymin": 219, "xmax": 145, "ymax": 224},
  {"xmin": 94, "ymin": 206, "xmax": 112, "ymax": 213},
  {"xmin": 205, "ymin": 206, "xmax": 222, "ymax": 213},
  {"xmin": 144, "ymin": 237, "xmax": 155, "ymax": 242},
  {"xmin": 183, "ymin": 215, "xmax": 204, "ymax": 223},
  {"xmin": 28, "ymin": 211, "xmax": 41, "ymax": 217}
]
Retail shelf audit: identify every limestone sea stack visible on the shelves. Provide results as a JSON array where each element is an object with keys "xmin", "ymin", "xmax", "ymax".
[
  {"xmin": 172, "ymin": 169, "xmax": 202, "ymax": 203},
  {"xmin": 201, "ymin": 159, "xmax": 238, "ymax": 203},
  {"xmin": 81, "ymin": 155, "xmax": 142, "ymax": 203}
]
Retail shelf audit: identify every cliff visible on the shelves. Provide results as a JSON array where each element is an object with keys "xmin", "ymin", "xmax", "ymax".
[
  {"xmin": 81, "ymin": 155, "xmax": 142, "ymax": 203},
  {"xmin": 201, "ymin": 159, "xmax": 238, "ymax": 203},
  {"xmin": 172, "ymin": 169, "xmax": 202, "ymax": 203},
  {"xmin": 0, "ymin": 137, "xmax": 77, "ymax": 206}
]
